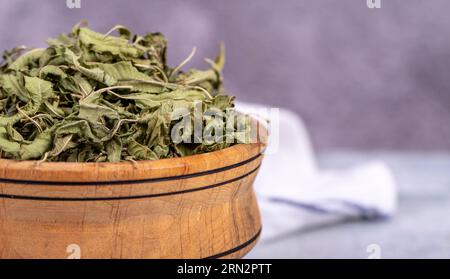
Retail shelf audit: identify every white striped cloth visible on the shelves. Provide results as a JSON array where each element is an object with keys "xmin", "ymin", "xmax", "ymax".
[{"xmin": 236, "ymin": 102, "xmax": 397, "ymax": 241}]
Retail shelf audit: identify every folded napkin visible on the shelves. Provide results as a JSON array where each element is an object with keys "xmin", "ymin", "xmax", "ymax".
[{"xmin": 236, "ymin": 102, "xmax": 397, "ymax": 241}]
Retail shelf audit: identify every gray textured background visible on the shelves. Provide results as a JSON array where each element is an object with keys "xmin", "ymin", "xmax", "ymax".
[{"xmin": 0, "ymin": 0, "xmax": 449, "ymax": 150}]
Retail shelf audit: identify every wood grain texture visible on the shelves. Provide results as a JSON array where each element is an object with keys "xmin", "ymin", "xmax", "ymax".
[{"xmin": 0, "ymin": 124, "xmax": 267, "ymax": 259}]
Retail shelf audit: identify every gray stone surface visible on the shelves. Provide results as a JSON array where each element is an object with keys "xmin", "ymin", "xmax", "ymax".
[{"xmin": 246, "ymin": 151, "xmax": 450, "ymax": 259}]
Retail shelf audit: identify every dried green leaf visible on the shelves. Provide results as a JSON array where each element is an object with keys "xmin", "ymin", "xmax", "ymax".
[
  {"xmin": 8, "ymin": 48, "xmax": 45, "ymax": 71},
  {"xmin": 19, "ymin": 129, "xmax": 53, "ymax": 160},
  {"xmin": 0, "ymin": 23, "xmax": 245, "ymax": 162},
  {"xmin": 0, "ymin": 127, "xmax": 21, "ymax": 154},
  {"xmin": 106, "ymin": 136, "xmax": 122, "ymax": 162},
  {"xmin": 78, "ymin": 27, "xmax": 143, "ymax": 59},
  {"xmin": 127, "ymin": 138, "xmax": 158, "ymax": 160}
]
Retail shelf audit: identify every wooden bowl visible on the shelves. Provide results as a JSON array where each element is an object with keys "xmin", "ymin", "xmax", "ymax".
[{"xmin": 0, "ymin": 127, "xmax": 266, "ymax": 258}]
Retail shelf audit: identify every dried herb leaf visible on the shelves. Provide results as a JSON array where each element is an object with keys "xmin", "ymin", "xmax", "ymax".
[{"xmin": 0, "ymin": 23, "xmax": 248, "ymax": 162}]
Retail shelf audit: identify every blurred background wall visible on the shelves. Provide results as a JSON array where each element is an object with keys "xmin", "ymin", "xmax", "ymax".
[{"xmin": 0, "ymin": 0, "xmax": 448, "ymax": 150}]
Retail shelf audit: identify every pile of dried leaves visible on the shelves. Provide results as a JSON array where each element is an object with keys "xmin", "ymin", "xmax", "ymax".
[{"xmin": 0, "ymin": 23, "xmax": 246, "ymax": 162}]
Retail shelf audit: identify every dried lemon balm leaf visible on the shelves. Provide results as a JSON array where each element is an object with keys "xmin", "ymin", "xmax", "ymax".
[{"xmin": 0, "ymin": 23, "xmax": 249, "ymax": 162}]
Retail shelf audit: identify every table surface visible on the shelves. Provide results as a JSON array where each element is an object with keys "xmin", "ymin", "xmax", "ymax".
[{"xmin": 246, "ymin": 151, "xmax": 450, "ymax": 259}]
